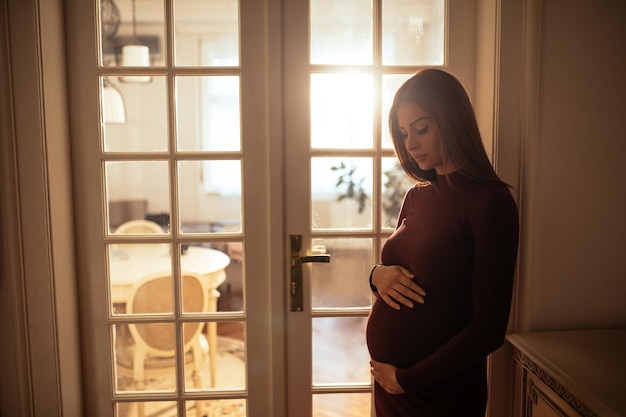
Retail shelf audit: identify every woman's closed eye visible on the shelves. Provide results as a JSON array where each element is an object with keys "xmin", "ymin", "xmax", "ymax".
[
  {"xmin": 415, "ymin": 125, "xmax": 429, "ymax": 135},
  {"xmin": 399, "ymin": 125, "xmax": 429, "ymax": 139}
]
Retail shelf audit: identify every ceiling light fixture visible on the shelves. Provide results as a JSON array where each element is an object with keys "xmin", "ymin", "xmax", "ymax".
[
  {"xmin": 102, "ymin": 77, "xmax": 126, "ymax": 124},
  {"xmin": 120, "ymin": 0, "xmax": 151, "ymax": 83},
  {"xmin": 101, "ymin": 0, "xmax": 121, "ymax": 40}
]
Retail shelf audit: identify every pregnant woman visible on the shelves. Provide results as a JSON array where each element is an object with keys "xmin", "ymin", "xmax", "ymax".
[{"xmin": 366, "ymin": 69, "xmax": 519, "ymax": 417}]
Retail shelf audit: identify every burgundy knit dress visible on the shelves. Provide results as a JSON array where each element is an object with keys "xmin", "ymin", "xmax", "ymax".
[{"xmin": 366, "ymin": 171, "xmax": 519, "ymax": 417}]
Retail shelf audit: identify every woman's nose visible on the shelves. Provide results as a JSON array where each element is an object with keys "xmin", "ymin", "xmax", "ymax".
[{"xmin": 405, "ymin": 133, "xmax": 419, "ymax": 150}]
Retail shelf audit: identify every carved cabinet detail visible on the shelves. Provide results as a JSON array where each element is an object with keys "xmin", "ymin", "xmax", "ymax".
[{"xmin": 507, "ymin": 329, "xmax": 625, "ymax": 417}]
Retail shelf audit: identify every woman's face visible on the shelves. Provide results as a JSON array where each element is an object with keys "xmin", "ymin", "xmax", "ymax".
[{"xmin": 396, "ymin": 101, "xmax": 455, "ymax": 175}]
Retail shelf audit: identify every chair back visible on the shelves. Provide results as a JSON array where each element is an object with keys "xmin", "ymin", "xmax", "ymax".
[
  {"xmin": 112, "ymin": 219, "xmax": 167, "ymax": 254},
  {"xmin": 127, "ymin": 271, "xmax": 207, "ymax": 357},
  {"xmin": 114, "ymin": 219, "xmax": 164, "ymax": 235}
]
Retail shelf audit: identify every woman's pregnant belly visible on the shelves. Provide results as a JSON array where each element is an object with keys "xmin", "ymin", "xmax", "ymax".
[{"xmin": 366, "ymin": 294, "xmax": 468, "ymax": 368}]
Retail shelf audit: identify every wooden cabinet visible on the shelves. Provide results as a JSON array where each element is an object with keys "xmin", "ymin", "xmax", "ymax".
[{"xmin": 507, "ymin": 329, "xmax": 626, "ymax": 417}]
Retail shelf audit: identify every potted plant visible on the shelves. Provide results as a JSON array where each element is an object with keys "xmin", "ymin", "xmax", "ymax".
[
  {"xmin": 331, "ymin": 161, "xmax": 368, "ymax": 214},
  {"xmin": 331, "ymin": 160, "xmax": 412, "ymax": 222}
]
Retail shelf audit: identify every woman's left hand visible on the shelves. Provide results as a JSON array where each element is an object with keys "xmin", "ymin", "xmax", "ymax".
[{"xmin": 370, "ymin": 360, "xmax": 405, "ymax": 394}]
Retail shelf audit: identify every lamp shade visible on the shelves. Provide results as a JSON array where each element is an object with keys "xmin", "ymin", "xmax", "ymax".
[
  {"xmin": 120, "ymin": 44, "xmax": 151, "ymax": 83},
  {"xmin": 102, "ymin": 79, "xmax": 126, "ymax": 124},
  {"xmin": 122, "ymin": 44, "xmax": 150, "ymax": 66}
]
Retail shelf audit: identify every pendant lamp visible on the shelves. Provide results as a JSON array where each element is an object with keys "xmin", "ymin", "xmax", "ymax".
[
  {"xmin": 102, "ymin": 78, "xmax": 126, "ymax": 124},
  {"xmin": 120, "ymin": 0, "xmax": 151, "ymax": 83}
]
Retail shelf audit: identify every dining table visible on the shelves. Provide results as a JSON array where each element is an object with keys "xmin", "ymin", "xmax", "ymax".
[
  {"xmin": 108, "ymin": 244, "xmax": 231, "ymax": 387},
  {"xmin": 108, "ymin": 244, "xmax": 231, "ymax": 305}
]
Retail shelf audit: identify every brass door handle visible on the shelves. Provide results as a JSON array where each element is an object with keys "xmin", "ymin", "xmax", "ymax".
[
  {"xmin": 291, "ymin": 254, "xmax": 330, "ymax": 267},
  {"xmin": 289, "ymin": 235, "xmax": 330, "ymax": 312}
]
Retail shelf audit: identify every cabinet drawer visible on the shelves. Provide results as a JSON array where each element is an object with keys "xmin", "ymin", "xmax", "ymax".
[{"xmin": 525, "ymin": 372, "xmax": 583, "ymax": 417}]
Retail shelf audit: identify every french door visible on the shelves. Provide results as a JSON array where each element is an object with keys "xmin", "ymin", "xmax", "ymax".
[
  {"xmin": 284, "ymin": 0, "xmax": 475, "ymax": 415},
  {"xmin": 67, "ymin": 0, "xmax": 476, "ymax": 416}
]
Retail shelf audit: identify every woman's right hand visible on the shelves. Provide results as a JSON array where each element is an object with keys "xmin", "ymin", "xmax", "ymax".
[{"xmin": 371, "ymin": 265, "xmax": 426, "ymax": 310}]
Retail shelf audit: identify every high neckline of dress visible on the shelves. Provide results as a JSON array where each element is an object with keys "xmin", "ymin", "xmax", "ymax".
[{"xmin": 432, "ymin": 169, "xmax": 466, "ymax": 189}]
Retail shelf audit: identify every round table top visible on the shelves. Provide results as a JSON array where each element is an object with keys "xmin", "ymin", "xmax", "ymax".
[{"xmin": 108, "ymin": 245, "xmax": 231, "ymax": 304}]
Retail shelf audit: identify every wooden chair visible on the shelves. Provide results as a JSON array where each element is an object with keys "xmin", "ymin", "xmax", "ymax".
[
  {"xmin": 126, "ymin": 271, "xmax": 207, "ymax": 417},
  {"xmin": 114, "ymin": 219, "xmax": 164, "ymax": 235},
  {"xmin": 112, "ymin": 219, "xmax": 167, "ymax": 255}
]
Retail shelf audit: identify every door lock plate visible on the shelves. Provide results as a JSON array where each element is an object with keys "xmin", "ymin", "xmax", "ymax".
[{"xmin": 289, "ymin": 235, "xmax": 330, "ymax": 312}]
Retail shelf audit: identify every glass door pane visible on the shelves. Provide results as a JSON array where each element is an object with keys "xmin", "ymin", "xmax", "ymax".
[
  {"xmin": 100, "ymin": 0, "xmax": 166, "ymax": 68},
  {"xmin": 173, "ymin": 0, "xmax": 239, "ymax": 67},
  {"xmin": 382, "ymin": 0, "xmax": 445, "ymax": 65},
  {"xmin": 310, "ymin": 74, "xmax": 374, "ymax": 149},
  {"xmin": 310, "ymin": 0, "xmax": 373, "ymax": 65}
]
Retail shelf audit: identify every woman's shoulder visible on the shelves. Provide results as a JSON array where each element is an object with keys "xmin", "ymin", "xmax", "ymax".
[
  {"xmin": 404, "ymin": 181, "xmax": 435, "ymax": 200},
  {"xmin": 469, "ymin": 177, "xmax": 511, "ymax": 193},
  {"xmin": 467, "ymin": 178, "xmax": 515, "ymax": 203},
  {"xmin": 464, "ymin": 180, "xmax": 518, "ymax": 222}
]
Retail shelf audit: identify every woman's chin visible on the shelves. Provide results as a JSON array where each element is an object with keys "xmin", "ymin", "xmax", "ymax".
[{"xmin": 415, "ymin": 161, "xmax": 432, "ymax": 171}]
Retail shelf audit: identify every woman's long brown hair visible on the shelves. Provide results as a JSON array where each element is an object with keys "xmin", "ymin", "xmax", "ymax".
[{"xmin": 389, "ymin": 69, "xmax": 504, "ymax": 186}]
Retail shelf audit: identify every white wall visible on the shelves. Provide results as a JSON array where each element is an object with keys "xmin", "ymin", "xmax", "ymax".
[{"xmin": 520, "ymin": 0, "xmax": 626, "ymax": 331}]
